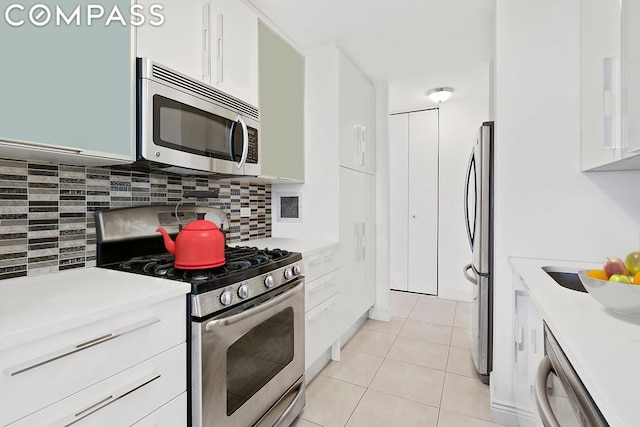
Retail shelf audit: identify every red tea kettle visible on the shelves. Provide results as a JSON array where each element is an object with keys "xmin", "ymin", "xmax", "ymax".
[{"xmin": 156, "ymin": 212, "xmax": 226, "ymax": 269}]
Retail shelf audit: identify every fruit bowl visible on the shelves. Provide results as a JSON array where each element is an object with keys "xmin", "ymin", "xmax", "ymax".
[{"xmin": 578, "ymin": 270, "xmax": 640, "ymax": 314}]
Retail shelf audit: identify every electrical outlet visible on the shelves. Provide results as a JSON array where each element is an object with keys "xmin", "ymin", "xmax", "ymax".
[{"xmin": 240, "ymin": 207, "xmax": 251, "ymax": 218}]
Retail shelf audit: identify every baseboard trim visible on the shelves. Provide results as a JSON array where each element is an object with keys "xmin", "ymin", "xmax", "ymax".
[
  {"xmin": 490, "ymin": 398, "xmax": 520, "ymax": 427},
  {"xmin": 368, "ymin": 305, "xmax": 392, "ymax": 322}
]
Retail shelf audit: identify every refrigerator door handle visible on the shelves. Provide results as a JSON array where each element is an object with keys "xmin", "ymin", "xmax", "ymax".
[
  {"xmin": 463, "ymin": 263, "xmax": 478, "ymax": 285},
  {"xmin": 464, "ymin": 149, "xmax": 476, "ymax": 250}
]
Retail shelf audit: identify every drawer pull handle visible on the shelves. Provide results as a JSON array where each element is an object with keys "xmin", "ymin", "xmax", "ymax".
[
  {"xmin": 57, "ymin": 372, "xmax": 161, "ymax": 426},
  {"xmin": 4, "ymin": 317, "xmax": 160, "ymax": 377},
  {"xmin": 309, "ymin": 303, "xmax": 336, "ymax": 323},
  {"xmin": 309, "ymin": 279, "xmax": 336, "ymax": 294}
]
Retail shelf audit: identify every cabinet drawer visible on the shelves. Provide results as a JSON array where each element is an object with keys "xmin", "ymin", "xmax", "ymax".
[
  {"xmin": 305, "ymin": 293, "xmax": 340, "ymax": 370},
  {"xmin": 304, "ymin": 246, "xmax": 339, "ymax": 282},
  {"xmin": 305, "ymin": 271, "xmax": 340, "ymax": 312},
  {"xmin": 9, "ymin": 343, "xmax": 186, "ymax": 427},
  {"xmin": 133, "ymin": 392, "xmax": 186, "ymax": 427},
  {"xmin": 0, "ymin": 296, "xmax": 185, "ymax": 426}
]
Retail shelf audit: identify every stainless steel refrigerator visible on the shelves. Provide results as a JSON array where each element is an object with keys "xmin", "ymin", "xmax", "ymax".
[{"xmin": 463, "ymin": 121, "xmax": 493, "ymax": 385}]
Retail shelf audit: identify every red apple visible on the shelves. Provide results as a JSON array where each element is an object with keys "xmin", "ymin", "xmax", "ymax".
[{"xmin": 604, "ymin": 257, "xmax": 628, "ymax": 278}]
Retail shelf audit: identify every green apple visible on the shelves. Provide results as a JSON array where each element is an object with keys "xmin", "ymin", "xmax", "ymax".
[
  {"xmin": 625, "ymin": 251, "xmax": 640, "ymax": 275},
  {"xmin": 609, "ymin": 274, "xmax": 632, "ymax": 284}
]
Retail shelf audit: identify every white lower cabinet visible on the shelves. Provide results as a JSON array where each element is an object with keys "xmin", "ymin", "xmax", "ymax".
[
  {"xmin": 0, "ymin": 295, "xmax": 187, "ymax": 427},
  {"xmin": 300, "ymin": 242, "xmax": 340, "ymax": 370},
  {"xmin": 134, "ymin": 393, "xmax": 187, "ymax": 427},
  {"xmin": 10, "ymin": 344, "xmax": 185, "ymax": 426},
  {"xmin": 512, "ymin": 272, "xmax": 544, "ymax": 427}
]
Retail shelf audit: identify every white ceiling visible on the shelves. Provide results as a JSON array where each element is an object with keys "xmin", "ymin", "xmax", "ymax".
[{"xmin": 247, "ymin": 0, "xmax": 496, "ymax": 112}]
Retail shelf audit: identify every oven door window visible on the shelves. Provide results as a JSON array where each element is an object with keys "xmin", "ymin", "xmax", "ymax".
[
  {"xmin": 153, "ymin": 95, "xmax": 244, "ymax": 162},
  {"xmin": 226, "ymin": 307, "xmax": 295, "ymax": 415}
]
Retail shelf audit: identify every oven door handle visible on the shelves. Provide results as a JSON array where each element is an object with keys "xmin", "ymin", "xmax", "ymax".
[
  {"xmin": 205, "ymin": 279, "xmax": 303, "ymax": 331},
  {"xmin": 534, "ymin": 355, "xmax": 561, "ymax": 427}
]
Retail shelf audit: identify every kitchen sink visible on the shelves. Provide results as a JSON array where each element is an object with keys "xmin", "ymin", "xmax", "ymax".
[{"xmin": 541, "ymin": 266, "xmax": 587, "ymax": 293}]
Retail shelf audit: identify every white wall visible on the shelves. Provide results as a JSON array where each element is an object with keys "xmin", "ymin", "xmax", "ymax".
[
  {"xmin": 371, "ymin": 81, "xmax": 392, "ymax": 321},
  {"xmin": 271, "ymin": 44, "xmax": 340, "ymax": 241},
  {"xmin": 438, "ymin": 95, "xmax": 490, "ymax": 301},
  {"xmin": 494, "ymin": 0, "xmax": 640, "ymax": 419}
]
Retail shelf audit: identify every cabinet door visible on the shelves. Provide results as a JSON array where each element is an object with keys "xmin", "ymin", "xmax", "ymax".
[
  {"xmin": 408, "ymin": 109, "xmax": 438, "ymax": 295},
  {"xmin": 338, "ymin": 167, "xmax": 365, "ymax": 329},
  {"xmin": 0, "ymin": 0, "xmax": 133, "ymax": 160},
  {"xmin": 339, "ymin": 53, "xmax": 369, "ymax": 171},
  {"xmin": 136, "ymin": 0, "xmax": 210, "ymax": 84},
  {"xmin": 258, "ymin": 22, "xmax": 305, "ymax": 181},
  {"xmin": 362, "ymin": 77, "xmax": 377, "ymax": 175},
  {"xmin": 581, "ymin": 0, "xmax": 623, "ymax": 170},
  {"xmin": 210, "ymin": 0, "xmax": 259, "ymax": 106}
]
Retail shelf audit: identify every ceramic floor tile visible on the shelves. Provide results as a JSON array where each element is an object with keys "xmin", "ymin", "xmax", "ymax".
[
  {"xmin": 387, "ymin": 336, "xmax": 449, "ymax": 371},
  {"xmin": 292, "ymin": 417, "xmax": 323, "ymax": 427},
  {"xmin": 321, "ymin": 348, "xmax": 384, "ymax": 387},
  {"xmin": 409, "ymin": 296, "xmax": 457, "ymax": 326},
  {"xmin": 391, "ymin": 302, "xmax": 415, "ymax": 319},
  {"xmin": 446, "ymin": 346, "xmax": 477, "ymax": 378},
  {"xmin": 301, "ymin": 375, "xmax": 366, "ymax": 427},
  {"xmin": 454, "ymin": 301, "xmax": 472, "ymax": 329},
  {"xmin": 450, "ymin": 327, "xmax": 471, "ymax": 349},
  {"xmin": 437, "ymin": 410, "xmax": 507, "ymax": 427},
  {"xmin": 362, "ymin": 317, "xmax": 406, "ymax": 335},
  {"xmin": 369, "ymin": 358, "xmax": 445, "ymax": 407},
  {"xmin": 440, "ymin": 373, "xmax": 492, "ymax": 420},
  {"xmin": 345, "ymin": 389, "xmax": 439, "ymax": 427},
  {"xmin": 390, "ymin": 290, "xmax": 420, "ymax": 306},
  {"xmin": 399, "ymin": 319, "xmax": 453, "ymax": 345},
  {"xmin": 344, "ymin": 328, "xmax": 396, "ymax": 357}
]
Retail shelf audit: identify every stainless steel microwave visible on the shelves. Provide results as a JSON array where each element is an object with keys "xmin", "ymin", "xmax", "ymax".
[{"xmin": 137, "ymin": 58, "xmax": 260, "ymax": 176}]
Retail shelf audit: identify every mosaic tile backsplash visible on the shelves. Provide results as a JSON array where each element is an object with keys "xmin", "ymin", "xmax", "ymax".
[{"xmin": 0, "ymin": 158, "xmax": 272, "ymax": 280}]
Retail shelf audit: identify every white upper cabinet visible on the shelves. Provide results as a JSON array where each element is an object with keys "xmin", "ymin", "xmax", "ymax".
[
  {"xmin": 581, "ymin": 0, "xmax": 640, "ymax": 171},
  {"xmin": 209, "ymin": 0, "xmax": 259, "ymax": 107},
  {"xmin": 136, "ymin": 0, "xmax": 210, "ymax": 84},
  {"xmin": 339, "ymin": 52, "xmax": 376, "ymax": 174},
  {"xmin": 0, "ymin": 0, "xmax": 134, "ymax": 166}
]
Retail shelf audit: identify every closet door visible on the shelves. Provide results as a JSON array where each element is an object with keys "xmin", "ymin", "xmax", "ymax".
[{"xmin": 407, "ymin": 109, "xmax": 439, "ymax": 295}]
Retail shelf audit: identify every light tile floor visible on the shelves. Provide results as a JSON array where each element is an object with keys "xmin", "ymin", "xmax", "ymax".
[{"xmin": 293, "ymin": 291, "xmax": 507, "ymax": 427}]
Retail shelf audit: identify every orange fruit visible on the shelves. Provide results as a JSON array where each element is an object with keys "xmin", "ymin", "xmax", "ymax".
[
  {"xmin": 633, "ymin": 272, "xmax": 640, "ymax": 285},
  {"xmin": 587, "ymin": 269, "xmax": 608, "ymax": 281}
]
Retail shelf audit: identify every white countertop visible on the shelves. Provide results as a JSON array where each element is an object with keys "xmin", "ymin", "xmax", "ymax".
[
  {"xmin": 0, "ymin": 268, "xmax": 190, "ymax": 352},
  {"xmin": 235, "ymin": 237, "xmax": 339, "ymax": 255},
  {"xmin": 510, "ymin": 257, "xmax": 640, "ymax": 427}
]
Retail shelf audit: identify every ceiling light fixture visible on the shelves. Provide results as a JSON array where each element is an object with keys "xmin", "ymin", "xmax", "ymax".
[{"xmin": 426, "ymin": 87, "xmax": 454, "ymax": 103}]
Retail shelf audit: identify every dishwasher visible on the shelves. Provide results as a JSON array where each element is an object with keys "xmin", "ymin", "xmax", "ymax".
[{"xmin": 534, "ymin": 322, "xmax": 608, "ymax": 427}]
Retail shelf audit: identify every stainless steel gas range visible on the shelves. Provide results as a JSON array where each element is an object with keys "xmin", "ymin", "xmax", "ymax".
[{"xmin": 95, "ymin": 205, "xmax": 305, "ymax": 427}]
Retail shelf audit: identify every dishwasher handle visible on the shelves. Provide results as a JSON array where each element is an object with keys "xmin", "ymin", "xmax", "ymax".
[{"xmin": 534, "ymin": 355, "xmax": 561, "ymax": 427}]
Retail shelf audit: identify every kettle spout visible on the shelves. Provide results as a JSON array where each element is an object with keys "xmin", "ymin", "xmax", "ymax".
[{"xmin": 156, "ymin": 227, "xmax": 176, "ymax": 254}]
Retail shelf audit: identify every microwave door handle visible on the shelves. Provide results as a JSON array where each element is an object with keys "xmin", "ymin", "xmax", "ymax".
[{"xmin": 231, "ymin": 115, "xmax": 249, "ymax": 169}]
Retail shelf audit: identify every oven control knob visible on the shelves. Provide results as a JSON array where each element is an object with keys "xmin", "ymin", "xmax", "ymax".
[
  {"xmin": 264, "ymin": 275, "xmax": 274, "ymax": 288},
  {"xmin": 293, "ymin": 265, "xmax": 302, "ymax": 276},
  {"xmin": 237, "ymin": 284, "xmax": 249, "ymax": 299},
  {"xmin": 284, "ymin": 268, "xmax": 293, "ymax": 280},
  {"xmin": 220, "ymin": 290, "xmax": 232, "ymax": 306}
]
